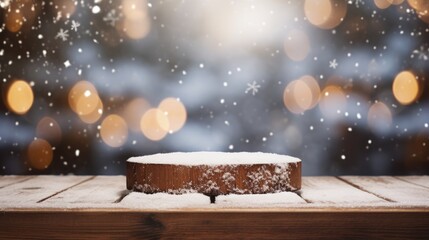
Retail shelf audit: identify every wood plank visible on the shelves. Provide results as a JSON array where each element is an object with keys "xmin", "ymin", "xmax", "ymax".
[
  {"xmin": 340, "ymin": 176, "xmax": 429, "ymax": 205},
  {"xmin": 396, "ymin": 176, "xmax": 429, "ymax": 189},
  {"xmin": 44, "ymin": 176, "xmax": 126, "ymax": 205},
  {"xmin": 0, "ymin": 175, "xmax": 92, "ymax": 208},
  {"xmin": 1, "ymin": 211, "xmax": 428, "ymax": 239},
  {"xmin": 0, "ymin": 176, "xmax": 34, "ymax": 188},
  {"xmin": 300, "ymin": 176, "xmax": 386, "ymax": 204}
]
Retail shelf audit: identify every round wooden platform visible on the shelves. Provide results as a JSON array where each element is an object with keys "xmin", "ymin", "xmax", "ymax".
[{"xmin": 126, "ymin": 152, "xmax": 301, "ymax": 197}]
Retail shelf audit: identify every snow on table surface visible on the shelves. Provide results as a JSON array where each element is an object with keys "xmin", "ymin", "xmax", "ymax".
[
  {"xmin": 1, "ymin": 175, "xmax": 429, "ymax": 210},
  {"xmin": 300, "ymin": 177, "xmax": 386, "ymax": 204},
  {"xmin": 127, "ymin": 152, "xmax": 301, "ymax": 166}
]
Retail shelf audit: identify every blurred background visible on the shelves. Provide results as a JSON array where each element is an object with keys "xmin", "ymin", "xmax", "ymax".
[{"xmin": 0, "ymin": 0, "xmax": 428, "ymax": 175}]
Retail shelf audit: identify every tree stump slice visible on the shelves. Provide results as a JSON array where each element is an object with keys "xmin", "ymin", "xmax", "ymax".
[{"xmin": 127, "ymin": 152, "xmax": 301, "ymax": 197}]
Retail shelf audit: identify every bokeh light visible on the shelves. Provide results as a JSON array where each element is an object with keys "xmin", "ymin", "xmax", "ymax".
[
  {"xmin": 140, "ymin": 108, "xmax": 169, "ymax": 141},
  {"xmin": 319, "ymin": 85, "xmax": 347, "ymax": 120},
  {"xmin": 121, "ymin": 0, "xmax": 151, "ymax": 39},
  {"xmin": 300, "ymin": 75, "xmax": 321, "ymax": 109},
  {"xmin": 367, "ymin": 102, "xmax": 392, "ymax": 133},
  {"xmin": 374, "ymin": 0, "xmax": 392, "ymax": 9},
  {"xmin": 158, "ymin": 98, "xmax": 187, "ymax": 133},
  {"xmin": 6, "ymin": 80, "xmax": 34, "ymax": 115},
  {"xmin": 79, "ymin": 99, "xmax": 104, "ymax": 124},
  {"xmin": 1, "ymin": 0, "xmax": 429, "ymax": 176},
  {"xmin": 283, "ymin": 76, "xmax": 320, "ymax": 114},
  {"xmin": 5, "ymin": 11, "xmax": 23, "ymax": 33},
  {"xmin": 304, "ymin": 0, "xmax": 347, "ymax": 29},
  {"xmin": 387, "ymin": 0, "xmax": 405, "ymax": 5},
  {"xmin": 392, "ymin": 71, "xmax": 420, "ymax": 105},
  {"xmin": 4, "ymin": 0, "xmax": 39, "ymax": 33},
  {"xmin": 36, "ymin": 117, "xmax": 62, "ymax": 144},
  {"xmin": 68, "ymin": 81, "xmax": 101, "ymax": 116},
  {"xmin": 28, "ymin": 139, "xmax": 53, "ymax": 170},
  {"xmin": 100, "ymin": 114, "xmax": 128, "ymax": 148},
  {"xmin": 284, "ymin": 29, "xmax": 310, "ymax": 61},
  {"xmin": 123, "ymin": 98, "xmax": 151, "ymax": 132},
  {"xmin": 407, "ymin": 0, "xmax": 429, "ymax": 24}
]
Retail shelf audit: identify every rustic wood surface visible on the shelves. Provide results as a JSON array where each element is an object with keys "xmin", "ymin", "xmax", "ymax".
[
  {"xmin": 1, "ymin": 175, "xmax": 429, "ymax": 239},
  {"xmin": 127, "ymin": 161, "xmax": 301, "ymax": 195}
]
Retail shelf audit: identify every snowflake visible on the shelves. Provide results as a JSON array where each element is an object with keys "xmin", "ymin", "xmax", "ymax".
[
  {"xmin": 103, "ymin": 9, "xmax": 120, "ymax": 27},
  {"xmin": 245, "ymin": 81, "xmax": 261, "ymax": 95},
  {"xmin": 348, "ymin": 0, "xmax": 364, "ymax": 8},
  {"xmin": 329, "ymin": 59, "xmax": 338, "ymax": 69},
  {"xmin": 55, "ymin": 29, "xmax": 69, "ymax": 41},
  {"xmin": 411, "ymin": 46, "xmax": 429, "ymax": 61},
  {"xmin": 70, "ymin": 20, "xmax": 80, "ymax": 32}
]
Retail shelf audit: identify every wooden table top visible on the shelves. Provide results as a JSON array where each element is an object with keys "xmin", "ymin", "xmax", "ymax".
[{"xmin": 1, "ymin": 175, "xmax": 429, "ymax": 239}]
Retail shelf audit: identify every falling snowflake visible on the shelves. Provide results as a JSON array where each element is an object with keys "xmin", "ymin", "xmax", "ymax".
[
  {"xmin": 103, "ymin": 9, "xmax": 120, "ymax": 27},
  {"xmin": 70, "ymin": 20, "xmax": 80, "ymax": 32},
  {"xmin": 245, "ymin": 81, "xmax": 261, "ymax": 95},
  {"xmin": 411, "ymin": 46, "xmax": 429, "ymax": 61},
  {"xmin": 348, "ymin": 0, "xmax": 364, "ymax": 8},
  {"xmin": 329, "ymin": 59, "xmax": 338, "ymax": 69},
  {"xmin": 55, "ymin": 29, "xmax": 69, "ymax": 41}
]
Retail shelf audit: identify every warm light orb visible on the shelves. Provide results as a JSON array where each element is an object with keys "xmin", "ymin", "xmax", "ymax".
[
  {"xmin": 374, "ymin": 0, "xmax": 392, "ymax": 9},
  {"xmin": 284, "ymin": 29, "xmax": 310, "ymax": 61},
  {"xmin": 304, "ymin": 0, "xmax": 347, "ymax": 29},
  {"xmin": 407, "ymin": 0, "xmax": 429, "ymax": 9},
  {"xmin": 123, "ymin": 98, "xmax": 151, "ymax": 132},
  {"xmin": 36, "ymin": 117, "xmax": 62, "ymax": 144},
  {"xmin": 122, "ymin": 0, "xmax": 148, "ymax": 20},
  {"xmin": 123, "ymin": 18, "xmax": 151, "ymax": 39},
  {"xmin": 158, "ymin": 98, "xmax": 187, "ymax": 133},
  {"xmin": 305, "ymin": 0, "xmax": 332, "ymax": 26},
  {"xmin": 293, "ymin": 80, "xmax": 313, "ymax": 111},
  {"xmin": 140, "ymin": 108, "xmax": 169, "ymax": 141},
  {"xmin": 28, "ymin": 139, "xmax": 53, "ymax": 170},
  {"xmin": 121, "ymin": 0, "xmax": 151, "ymax": 39},
  {"xmin": 100, "ymin": 114, "xmax": 128, "ymax": 148},
  {"xmin": 79, "ymin": 99, "xmax": 104, "ymax": 124},
  {"xmin": 283, "ymin": 76, "xmax": 320, "ymax": 114},
  {"xmin": 6, "ymin": 80, "xmax": 34, "ymax": 115},
  {"xmin": 300, "ymin": 75, "xmax": 321, "ymax": 109},
  {"xmin": 387, "ymin": 0, "xmax": 404, "ymax": 5},
  {"xmin": 5, "ymin": 11, "xmax": 23, "ymax": 32},
  {"xmin": 367, "ymin": 102, "xmax": 392, "ymax": 132},
  {"xmin": 68, "ymin": 81, "xmax": 100, "ymax": 116},
  {"xmin": 284, "ymin": 81, "xmax": 301, "ymax": 114},
  {"xmin": 392, "ymin": 71, "xmax": 420, "ymax": 105},
  {"xmin": 407, "ymin": 0, "xmax": 429, "ymax": 24},
  {"xmin": 319, "ymin": 85, "xmax": 347, "ymax": 119}
]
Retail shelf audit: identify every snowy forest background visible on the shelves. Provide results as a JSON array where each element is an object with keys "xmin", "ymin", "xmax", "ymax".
[{"xmin": 0, "ymin": 0, "xmax": 429, "ymax": 175}]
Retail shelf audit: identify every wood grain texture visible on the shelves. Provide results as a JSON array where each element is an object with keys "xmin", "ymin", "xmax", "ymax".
[
  {"xmin": 1, "ymin": 175, "xmax": 429, "ymax": 239},
  {"xmin": 396, "ymin": 176, "xmax": 429, "ymax": 189},
  {"xmin": 43, "ymin": 176, "xmax": 126, "ymax": 205},
  {"xmin": 0, "ymin": 175, "xmax": 91, "ymax": 206},
  {"xmin": 1, "ymin": 211, "xmax": 428, "ymax": 239},
  {"xmin": 300, "ymin": 177, "xmax": 386, "ymax": 204},
  {"xmin": 340, "ymin": 176, "xmax": 429, "ymax": 204},
  {"xmin": 127, "ymin": 161, "xmax": 301, "ymax": 195},
  {"xmin": 0, "ymin": 176, "xmax": 33, "ymax": 188}
]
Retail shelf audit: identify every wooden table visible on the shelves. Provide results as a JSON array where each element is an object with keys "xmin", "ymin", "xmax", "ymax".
[{"xmin": 1, "ymin": 175, "xmax": 428, "ymax": 239}]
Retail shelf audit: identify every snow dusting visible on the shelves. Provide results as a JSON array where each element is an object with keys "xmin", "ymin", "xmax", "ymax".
[{"xmin": 128, "ymin": 152, "xmax": 301, "ymax": 165}]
